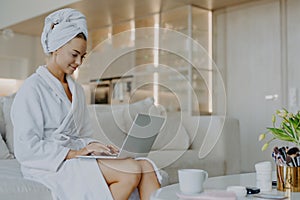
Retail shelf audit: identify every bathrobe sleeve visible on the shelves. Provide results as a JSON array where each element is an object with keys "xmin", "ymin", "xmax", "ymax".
[{"xmin": 11, "ymin": 83, "xmax": 70, "ymax": 172}]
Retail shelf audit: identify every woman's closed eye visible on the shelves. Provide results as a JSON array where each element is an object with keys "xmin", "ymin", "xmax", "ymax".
[{"xmin": 72, "ymin": 53, "xmax": 85, "ymax": 60}]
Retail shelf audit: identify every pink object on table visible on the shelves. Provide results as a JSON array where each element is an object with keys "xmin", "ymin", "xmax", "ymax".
[{"xmin": 176, "ymin": 190, "xmax": 237, "ymax": 200}]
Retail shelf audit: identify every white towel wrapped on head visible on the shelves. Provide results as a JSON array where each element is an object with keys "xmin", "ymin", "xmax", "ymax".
[{"xmin": 41, "ymin": 8, "xmax": 88, "ymax": 54}]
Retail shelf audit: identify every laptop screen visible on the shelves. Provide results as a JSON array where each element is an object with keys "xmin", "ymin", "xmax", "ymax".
[{"xmin": 120, "ymin": 113, "xmax": 165, "ymax": 155}]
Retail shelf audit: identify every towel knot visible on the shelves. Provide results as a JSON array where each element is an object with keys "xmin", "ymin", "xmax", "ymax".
[{"xmin": 41, "ymin": 8, "xmax": 88, "ymax": 54}]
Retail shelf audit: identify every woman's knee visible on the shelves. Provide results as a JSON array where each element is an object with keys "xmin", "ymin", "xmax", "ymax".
[
  {"xmin": 98, "ymin": 159, "xmax": 142, "ymax": 186},
  {"xmin": 138, "ymin": 160, "xmax": 155, "ymax": 173}
]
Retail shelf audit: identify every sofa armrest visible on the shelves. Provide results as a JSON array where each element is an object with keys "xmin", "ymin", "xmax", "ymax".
[
  {"xmin": 149, "ymin": 150, "xmax": 228, "ymax": 184},
  {"xmin": 182, "ymin": 116, "xmax": 241, "ymax": 175},
  {"xmin": 149, "ymin": 116, "xmax": 241, "ymax": 184}
]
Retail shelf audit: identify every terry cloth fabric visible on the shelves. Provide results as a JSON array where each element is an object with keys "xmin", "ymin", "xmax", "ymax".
[
  {"xmin": 11, "ymin": 65, "xmax": 163, "ymax": 200},
  {"xmin": 41, "ymin": 8, "xmax": 88, "ymax": 54}
]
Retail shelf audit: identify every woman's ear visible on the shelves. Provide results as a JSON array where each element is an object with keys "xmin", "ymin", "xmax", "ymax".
[
  {"xmin": 51, "ymin": 50, "xmax": 60, "ymax": 59},
  {"xmin": 53, "ymin": 50, "xmax": 58, "ymax": 56},
  {"xmin": 46, "ymin": 51, "xmax": 56, "ymax": 63}
]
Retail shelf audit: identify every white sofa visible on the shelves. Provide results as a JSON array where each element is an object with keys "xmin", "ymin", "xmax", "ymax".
[{"xmin": 0, "ymin": 94, "xmax": 241, "ymax": 199}]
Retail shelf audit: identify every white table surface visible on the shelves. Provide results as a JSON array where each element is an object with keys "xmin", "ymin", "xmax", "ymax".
[{"xmin": 151, "ymin": 173, "xmax": 300, "ymax": 199}]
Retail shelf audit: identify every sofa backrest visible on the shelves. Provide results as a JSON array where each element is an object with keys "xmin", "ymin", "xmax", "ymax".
[
  {"xmin": 0, "ymin": 95, "xmax": 192, "ymax": 159},
  {"xmin": 88, "ymin": 99, "xmax": 191, "ymax": 151},
  {"xmin": 88, "ymin": 97, "xmax": 158, "ymax": 147},
  {"xmin": 0, "ymin": 95, "xmax": 15, "ymax": 159},
  {"xmin": 0, "ymin": 97, "xmax": 6, "ymax": 138},
  {"xmin": 181, "ymin": 114, "xmax": 240, "ymax": 158},
  {"xmin": 1, "ymin": 94, "xmax": 240, "ymax": 161}
]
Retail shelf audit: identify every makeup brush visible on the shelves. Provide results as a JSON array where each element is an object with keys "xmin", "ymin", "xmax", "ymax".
[
  {"xmin": 273, "ymin": 146, "xmax": 279, "ymax": 154},
  {"xmin": 273, "ymin": 147, "xmax": 279, "ymax": 163},
  {"xmin": 287, "ymin": 147, "xmax": 299, "ymax": 156},
  {"xmin": 279, "ymin": 147, "xmax": 287, "ymax": 161},
  {"xmin": 277, "ymin": 155, "xmax": 285, "ymax": 166},
  {"xmin": 295, "ymin": 152, "xmax": 300, "ymax": 167},
  {"xmin": 286, "ymin": 155, "xmax": 296, "ymax": 167}
]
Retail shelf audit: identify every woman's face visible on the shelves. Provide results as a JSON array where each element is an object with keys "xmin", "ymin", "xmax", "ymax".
[{"xmin": 53, "ymin": 37, "xmax": 87, "ymax": 75}]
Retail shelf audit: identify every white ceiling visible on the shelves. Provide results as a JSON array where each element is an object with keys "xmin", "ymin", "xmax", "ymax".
[{"xmin": 6, "ymin": 0, "xmax": 258, "ymax": 37}]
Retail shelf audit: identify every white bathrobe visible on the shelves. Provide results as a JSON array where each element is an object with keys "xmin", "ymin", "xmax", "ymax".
[{"xmin": 11, "ymin": 66, "xmax": 154, "ymax": 200}]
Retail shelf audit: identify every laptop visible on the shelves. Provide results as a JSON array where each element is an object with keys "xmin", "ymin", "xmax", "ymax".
[{"xmin": 77, "ymin": 113, "xmax": 165, "ymax": 159}]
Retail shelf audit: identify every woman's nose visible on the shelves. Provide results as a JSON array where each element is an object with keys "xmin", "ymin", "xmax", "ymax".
[{"xmin": 75, "ymin": 56, "xmax": 82, "ymax": 65}]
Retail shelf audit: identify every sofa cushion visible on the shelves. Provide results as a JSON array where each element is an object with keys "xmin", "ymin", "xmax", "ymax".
[
  {"xmin": 88, "ymin": 105, "xmax": 126, "ymax": 147},
  {"xmin": 152, "ymin": 112, "xmax": 190, "ymax": 150},
  {"xmin": 0, "ymin": 97, "xmax": 5, "ymax": 138},
  {"xmin": 0, "ymin": 133, "xmax": 13, "ymax": 159},
  {"xmin": 0, "ymin": 159, "xmax": 52, "ymax": 200},
  {"xmin": 2, "ymin": 94, "xmax": 15, "ymax": 154},
  {"xmin": 88, "ymin": 97, "xmax": 157, "ymax": 148},
  {"xmin": 0, "ymin": 159, "xmax": 168, "ymax": 198},
  {"xmin": 149, "ymin": 149, "xmax": 230, "ymax": 184},
  {"xmin": 119, "ymin": 98, "xmax": 160, "ymax": 131},
  {"xmin": 88, "ymin": 99, "xmax": 191, "ymax": 151}
]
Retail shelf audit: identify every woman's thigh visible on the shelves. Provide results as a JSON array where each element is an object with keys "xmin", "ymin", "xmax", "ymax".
[
  {"xmin": 97, "ymin": 158, "xmax": 141, "ymax": 184},
  {"xmin": 138, "ymin": 160, "xmax": 156, "ymax": 173}
]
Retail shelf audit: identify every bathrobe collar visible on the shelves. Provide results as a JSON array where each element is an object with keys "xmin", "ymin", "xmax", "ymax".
[{"xmin": 36, "ymin": 65, "xmax": 75, "ymax": 109}]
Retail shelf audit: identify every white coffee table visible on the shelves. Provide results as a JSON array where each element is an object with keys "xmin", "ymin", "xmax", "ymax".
[{"xmin": 151, "ymin": 173, "xmax": 300, "ymax": 199}]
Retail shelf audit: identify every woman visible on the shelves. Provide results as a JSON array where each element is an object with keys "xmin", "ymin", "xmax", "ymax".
[{"xmin": 11, "ymin": 8, "xmax": 161, "ymax": 200}]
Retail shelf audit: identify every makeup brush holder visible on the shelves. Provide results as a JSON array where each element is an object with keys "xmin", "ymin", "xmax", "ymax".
[{"xmin": 277, "ymin": 165, "xmax": 300, "ymax": 192}]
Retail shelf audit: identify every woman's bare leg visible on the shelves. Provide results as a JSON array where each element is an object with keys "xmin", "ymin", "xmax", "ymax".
[
  {"xmin": 137, "ymin": 160, "xmax": 160, "ymax": 200},
  {"xmin": 97, "ymin": 158, "xmax": 142, "ymax": 200}
]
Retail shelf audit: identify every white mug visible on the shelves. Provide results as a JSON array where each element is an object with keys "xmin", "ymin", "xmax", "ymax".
[
  {"xmin": 178, "ymin": 169, "xmax": 208, "ymax": 194},
  {"xmin": 255, "ymin": 161, "xmax": 272, "ymax": 192}
]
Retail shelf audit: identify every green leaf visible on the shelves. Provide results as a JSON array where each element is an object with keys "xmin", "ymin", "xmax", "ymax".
[
  {"xmin": 290, "ymin": 118, "xmax": 299, "ymax": 128},
  {"xmin": 282, "ymin": 122, "xmax": 297, "ymax": 140},
  {"xmin": 282, "ymin": 123, "xmax": 292, "ymax": 134},
  {"xmin": 267, "ymin": 127, "xmax": 296, "ymax": 142},
  {"xmin": 290, "ymin": 120, "xmax": 299, "ymax": 141},
  {"xmin": 296, "ymin": 112, "xmax": 300, "ymax": 119}
]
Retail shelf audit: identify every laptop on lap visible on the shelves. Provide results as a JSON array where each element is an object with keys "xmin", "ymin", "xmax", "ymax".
[{"xmin": 77, "ymin": 113, "xmax": 165, "ymax": 159}]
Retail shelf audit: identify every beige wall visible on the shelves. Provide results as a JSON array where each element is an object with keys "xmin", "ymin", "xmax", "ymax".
[
  {"xmin": 287, "ymin": 0, "xmax": 300, "ymax": 110},
  {"xmin": 0, "ymin": 33, "xmax": 44, "ymax": 79},
  {"xmin": 214, "ymin": 0, "xmax": 300, "ymax": 172}
]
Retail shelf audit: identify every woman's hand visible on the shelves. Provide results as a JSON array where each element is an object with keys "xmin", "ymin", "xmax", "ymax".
[
  {"xmin": 85, "ymin": 142, "xmax": 119, "ymax": 156},
  {"xmin": 66, "ymin": 147, "xmax": 89, "ymax": 160},
  {"xmin": 65, "ymin": 143, "xmax": 119, "ymax": 160}
]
